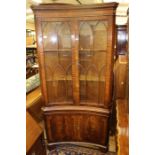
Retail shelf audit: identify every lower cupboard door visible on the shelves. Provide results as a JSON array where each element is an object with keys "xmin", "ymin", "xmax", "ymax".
[{"xmin": 44, "ymin": 109, "xmax": 110, "ymax": 148}]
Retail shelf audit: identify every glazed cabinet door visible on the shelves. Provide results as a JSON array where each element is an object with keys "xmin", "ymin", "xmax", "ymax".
[
  {"xmin": 40, "ymin": 21, "xmax": 74, "ymax": 105},
  {"xmin": 36, "ymin": 17, "xmax": 114, "ymax": 108},
  {"xmin": 78, "ymin": 18, "xmax": 113, "ymax": 108}
]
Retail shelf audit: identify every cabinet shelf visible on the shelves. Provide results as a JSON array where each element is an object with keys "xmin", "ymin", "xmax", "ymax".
[
  {"xmin": 44, "ymin": 49, "xmax": 107, "ymax": 52},
  {"xmin": 46, "ymin": 79, "xmax": 105, "ymax": 82},
  {"xmin": 79, "ymin": 49, "xmax": 107, "ymax": 52},
  {"xmin": 44, "ymin": 49, "xmax": 71, "ymax": 52}
]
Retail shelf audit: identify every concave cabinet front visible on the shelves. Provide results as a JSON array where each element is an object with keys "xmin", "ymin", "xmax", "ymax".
[{"xmin": 32, "ymin": 2, "xmax": 118, "ymax": 152}]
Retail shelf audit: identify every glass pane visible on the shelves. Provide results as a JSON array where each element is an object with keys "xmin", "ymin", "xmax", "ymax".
[
  {"xmin": 79, "ymin": 22, "xmax": 93, "ymax": 50},
  {"xmin": 79, "ymin": 21, "xmax": 108, "ymax": 105},
  {"xmin": 58, "ymin": 23, "xmax": 71, "ymax": 49},
  {"xmin": 42, "ymin": 22, "xmax": 71, "ymax": 51},
  {"xmin": 42, "ymin": 22, "xmax": 59, "ymax": 50},
  {"xmin": 94, "ymin": 21, "xmax": 108, "ymax": 50},
  {"xmin": 42, "ymin": 22, "xmax": 72, "ymax": 103}
]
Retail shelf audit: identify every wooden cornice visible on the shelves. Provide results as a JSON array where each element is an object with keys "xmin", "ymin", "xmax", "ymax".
[{"xmin": 31, "ymin": 2, "xmax": 118, "ymax": 11}]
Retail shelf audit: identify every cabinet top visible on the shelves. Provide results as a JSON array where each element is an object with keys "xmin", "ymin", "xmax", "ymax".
[{"xmin": 31, "ymin": 2, "xmax": 118, "ymax": 11}]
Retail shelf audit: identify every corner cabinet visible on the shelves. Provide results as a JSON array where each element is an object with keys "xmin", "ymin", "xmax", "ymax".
[{"xmin": 32, "ymin": 3, "xmax": 118, "ymax": 152}]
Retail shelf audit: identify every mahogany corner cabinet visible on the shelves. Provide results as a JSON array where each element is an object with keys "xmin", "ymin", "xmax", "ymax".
[{"xmin": 32, "ymin": 2, "xmax": 118, "ymax": 152}]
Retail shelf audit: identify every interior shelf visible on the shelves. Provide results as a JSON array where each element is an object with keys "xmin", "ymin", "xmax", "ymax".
[
  {"xmin": 79, "ymin": 49, "xmax": 107, "ymax": 52},
  {"xmin": 46, "ymin": 79, "xmax": 105, "ymax": 82},
  {"xmin": 44, "ymin": 49, "xmax": 107, "ymax": 52},
  {"xmin": 44, "ymin": 49, "xmax": 71, "ymax": 52}
]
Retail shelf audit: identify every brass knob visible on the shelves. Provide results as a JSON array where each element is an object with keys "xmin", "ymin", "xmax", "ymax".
[{"xmin": 121, "ymin": 81, "xmax": 124, "ymax": 85}]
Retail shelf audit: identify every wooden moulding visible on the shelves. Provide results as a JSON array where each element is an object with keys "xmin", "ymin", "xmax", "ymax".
[
  {"xmin": 31, "ymin": 3, "xmax": 118, "ymax": 19},
  {"xmin": 42, "ymin": 105, "xmax": 110, "ymax": 116},
  {"xmin": 31, "ymin": 3, "xmax": 118, "ymax": 11}
]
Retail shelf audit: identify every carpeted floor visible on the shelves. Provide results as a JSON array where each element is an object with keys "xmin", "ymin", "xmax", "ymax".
[
  {"xmin": 48, "ymin": 144, "xmax": 116, "ymax": 155},
  {"xmin": 45, "ymin": 133, "xmax": 116, "ymax": 155}
]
